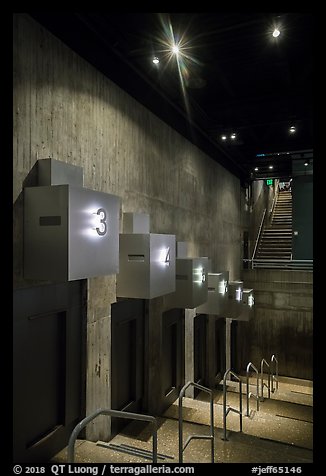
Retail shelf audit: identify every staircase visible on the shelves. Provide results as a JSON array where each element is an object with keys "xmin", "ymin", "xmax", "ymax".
[{"xmin": 256, "ymin": 190, "xmax": 292, "ymax": 260}]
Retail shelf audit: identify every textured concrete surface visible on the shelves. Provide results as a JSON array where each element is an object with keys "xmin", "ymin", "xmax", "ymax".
[
  {"xmin": 240, "ymin": 269, "xmax": 313, "ymax": 380},
  {"xmin": 13, "ymin": 13, "xmax": 245, "ymax": 440},
  {"xmin": 52, "ymin": 377, "xmax": 313, "ymax": 464},
  {"xmin": 52, "ymin": 417, "xmax": 312, "ymax": 464}
]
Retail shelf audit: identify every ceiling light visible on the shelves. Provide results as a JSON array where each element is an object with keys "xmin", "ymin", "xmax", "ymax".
[
  {"xmin": 269, "ymin": 165, "xmax": 273, "ymax": 170},
  {"xmin": 221, "ymin": 135, "xmax": 227, "ymax": 141},
  {"xmin": 272, "ymin": 28, "xmax": 280, "ymax": 38},
  {"xmin": 254, "ymin": 167, "xmax": 259, "ymax": 171},
  {"xmin": 304, "ymin": 159, "xmax": 310, "ymax": 167},
  {"xmin": 231, "ymin": 133, "xmax": 236, "ymax": 139},
  {"xmin": 289, "ymin": 126, "xmax": 296, "ymax": 134},
  {"xmin": 171, "ymin": 44, "xmax": 179, "ymax": 55},
  {"xmin": 152, "ymin": 56, "xmax": 159, "ymax": 64}
]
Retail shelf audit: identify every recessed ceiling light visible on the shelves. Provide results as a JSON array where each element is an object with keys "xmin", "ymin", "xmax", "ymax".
[
  {"xmin": 221, "ymin": 135, "xmax": 227, "ymax": 141},
  {"xmin": 231, "ymin": 133, "xmax": 236, "ymax": 139},
  {"xmin": 171, "ymin": 45, "xmax": 179, "ymax": 55},
  {"xmin": 289, "ymin": 126, "xmax": 296, "ymax": 134},
  {"xmin": 269, "ymin": 165, "xmax": 274, "ymax": 170},
  {"xmin": 152, "ymin": 56, "xmax": 159, "ymax": 64},
  {"xmin": 254, "ymin": 167, "xmax": 259, "ymax": 171},
  {"xmin": 272, "ymin": 28, "xmax": 280, "ymax": 38}
]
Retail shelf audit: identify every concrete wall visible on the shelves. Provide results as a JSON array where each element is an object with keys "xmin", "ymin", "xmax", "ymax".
[
  {"xmin": 292, "ymin": 175, "xmax": 313, "ymax": 260},
  {"xmin": 240, "ymin": 269, "xmax": 313, "ymax": 380},
  {"xmin": 13, "ymin": 14, "xmax": 243, "ymax": 439}
]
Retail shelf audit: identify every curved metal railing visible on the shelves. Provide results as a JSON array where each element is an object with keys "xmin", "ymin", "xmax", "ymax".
[
  {"xmin": 271, "ymin": 354, "xmax": 279, "ymax": 392},
  {"xmin": 260, "ymin": 359, "xmax": 271, "ymax": 401},
  {"xmin": 68, "ymin": 408, "xmax": 158, "ymax": 463},
  {"xmin": 246, "ymin": 362, "xmax": 260, "ymax": 417},
  {"xmin": 222, "ymin": 369, "xmax": 243, "ymax": 441},
  {"xmin": 179, "ymin": 381, "xmax": 214, "ymax": 463}
]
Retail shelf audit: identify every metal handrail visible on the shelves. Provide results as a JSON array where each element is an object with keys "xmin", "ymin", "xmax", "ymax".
[
  {"xmin": 271, "ymin": 354, "xmax": 279, "ymax": 392},
  {"xmin": 269, "ymin": 180, "xmax": 279, "ymax": 220},
  {"xmin": 251, "ymin": 208, "xmax": 267, "ymax": 264},
  {"xmin": 260, "ymin": 359, "xmax": 271, "ymax": 401},
  {"xmin": 251, "ymin": 259, "xmax": 313, "ymax": 270},
  {"xmin": 179, "ymin": 381, "xmax": 214, "ymax": 463},
  {"xmin": 222, "ymin": 369, "xmax": 243, "ymax": 441},
  {"xmin": 68, "ymin": 408, "xmax": 158, "ymax": 463},
  {"xmin": 246, "ymin": 362, "xmax": 260, "ymax": 417}
]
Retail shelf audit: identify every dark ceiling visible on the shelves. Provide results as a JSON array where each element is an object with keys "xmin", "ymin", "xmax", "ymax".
[{"xmin": 29, "ymin": 12, "xmax": 313, "ymax": 184}]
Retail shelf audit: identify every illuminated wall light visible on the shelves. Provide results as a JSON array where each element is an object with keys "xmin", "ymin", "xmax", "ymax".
[
  {"xmin": 159, "ymin": 247, "xmax": 170, "ymax": 266},
  {"xmin": 272, "ymin": 28, "xmax": 280, "ymax": 37},
  {"xmin": 219, "ymin": 280, "xmax": 227, "ymax": 295},
  {"xmin": 152, "ymin": 56, "xmax": 160, "ymax": 64},
  {"xmin": 194, "ymin": 267, "xmax": 205, "ymax": 284},
  {"xmin": 236, "ymin": 287, "xmax": 242, "ymax": 302}
]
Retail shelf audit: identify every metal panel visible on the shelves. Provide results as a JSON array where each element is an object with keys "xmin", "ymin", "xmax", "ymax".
[
  {"xmin": 226, "ymin": 280, "xmax": 243, "ymax": 319},
  {"xmin": 117, "ymin": 233, "xmax": 176, "ymax": 299},
  {"xmin": 166, "ymin": 257, "xmax": 209, "ymax": 309},
  {"xmin": 196, "ymin": 271, "xmax": 229, "ymax": 316},
  {"xmin": 236, "ymin": 288, "xmax": 254, "ymax": 321},
  {"xmin": 123, "ymin": 212, "xmax": 150, "ymax": 233},
  {"xmin": 38, "ymin": 158, "xmax": 84, "ymax": 186},
  {"xmin": 24, "ymin": 185, "xmax": 120, "ymax": 281}
]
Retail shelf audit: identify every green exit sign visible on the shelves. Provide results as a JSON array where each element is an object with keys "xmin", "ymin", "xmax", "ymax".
[{"xmin": 266, "ymin": 179, "xmax": 273, "ymax": 186}]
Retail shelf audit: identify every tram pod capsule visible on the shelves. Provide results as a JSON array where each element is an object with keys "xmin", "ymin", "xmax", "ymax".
[{"xmin": 24, "ymin": 184, "xmax": 120, "ymax": 281}]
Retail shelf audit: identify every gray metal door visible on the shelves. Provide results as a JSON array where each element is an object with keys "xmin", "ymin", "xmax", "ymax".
[
  {"xmin": 111, "ymin": 298, "xmax": 145, "ymax": 437},
  {"xmin": 13, "ymin": 281, "xmax": 86, "ymax": 463}
]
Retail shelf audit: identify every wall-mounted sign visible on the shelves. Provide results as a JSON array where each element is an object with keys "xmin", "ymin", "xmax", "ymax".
[
  {"xmin": 116, "ymin": 233, "xmax": 176, "ymax": 299},
  {"xmin": 226, "ymin": 280, "xmax": 244, "ymax": 319},
  {"xmin": 166, "ymin": 257, "xmax": 209, "ymax": 309},
  {"xmin": 266, "ymin": 178, "xmax": 273, "ymax": 186},
  {"xmin": 237, "ymin": 288, "xmax": 255, "ymax": 321},
  {"xmin": 24, "ymin": 185, "xmax": 120, "ymax": 281},
  {"xmin": 196, "ymin": 271, "xmax": 229, "ymax": 317}
]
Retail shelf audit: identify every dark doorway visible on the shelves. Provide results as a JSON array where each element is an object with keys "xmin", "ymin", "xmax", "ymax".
[
  {"xmin": 214, "ymin": 318, "xmax": 226, "ymax": 384},
  {"xmin": 231, "ymin": 320, "xmax": 241, "ymax": 373},
  {"xmin": 13, "ymin": 281, "xmax": 86, "ymax": 463},
  {"xmin": 111, "ymin": 299, "xmax": 145, "ymax": 437},
  {"xmin": 194, "ymin": 313, "xmax": 207, "ymax": 395},
  {"xmin": 161, "ymin": 308, "xmax": 184, "ymax": 410}
]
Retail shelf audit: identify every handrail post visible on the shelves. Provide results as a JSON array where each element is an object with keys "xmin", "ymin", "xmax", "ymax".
[
  {"xmin": 239, "ymin": 379, "xmax": 243, "ymax": 432},
  {"xmin": 179, "ymin": 381, "xmax": 214, "ymax": 463},
  {"xmin": 222, "ymin": 368, "xmax": 242, "ymax": 441},
  {"xmin": 68, "ymin": 408, "xmax": 158, "ymax": 463},
  {"xmin": 246, "ymin": 362, "xmax": 260, "ymax": 416},
  {"xmin": 260, "ymin": 358, "xmax": 271, "ymax": 401},
  {"xmin": 271, "ymin": 354, "xmax": 279, "ymax": 392},
  {"xmin": 179, "ymin": 392, "xmax": 183, "ymax": 463}
]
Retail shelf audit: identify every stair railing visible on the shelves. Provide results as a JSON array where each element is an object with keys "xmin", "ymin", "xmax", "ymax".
[
  {"xmin": 251, "ymin": 208, "xmax": 267, "ymax": 267},
  {"xmin": 260, "ymin": 358, "xmax": 271, "ymax": 401},
  {"xmin": 68, "ymin": 408, "xmax": 158, "ymax": 463},
  {"xmin": 178, "ymin": 381, "xmax": 214, "ymax": 463},
  {"xmin": 271, "ymin": 354, "xmax": 279, "ymax": 392},
  {"xmin": 222, "ymin": 369, "xmax": 243, "ymax": 441},
  {"xmin": 246, "ymin": 362, "xmax": 260, "ymax": 416}
]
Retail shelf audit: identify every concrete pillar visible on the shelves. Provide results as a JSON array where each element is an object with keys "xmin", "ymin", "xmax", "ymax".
[
  {"xmin": 146, "ymin": 297, "xmax": 164, "ymax": 415},
  {"xmin": 225, "ymin": 318, "xmax": 232, "ymax": 372},
  {"xmin": 184, "ymin": 308, "xmax": 197, "ymax": 398},
  {"xmin": 206, "ymin": 315, "xmax": 216, "ymax": 388}
]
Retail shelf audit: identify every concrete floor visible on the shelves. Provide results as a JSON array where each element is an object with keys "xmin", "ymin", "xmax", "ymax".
[{"xmin": 52, "ymin": 376, "xmax": 313, "ymax": 464}]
